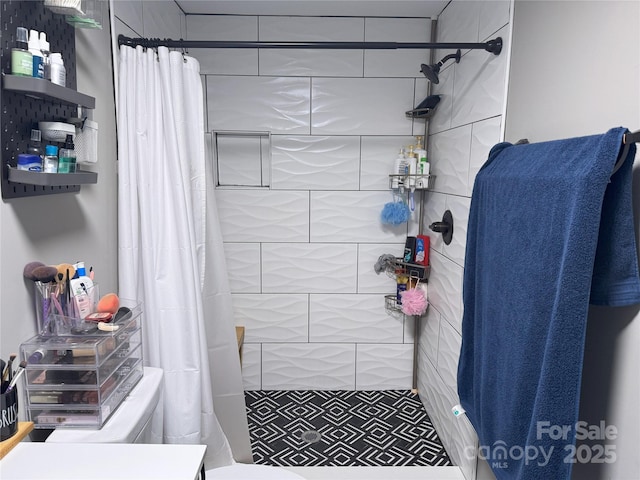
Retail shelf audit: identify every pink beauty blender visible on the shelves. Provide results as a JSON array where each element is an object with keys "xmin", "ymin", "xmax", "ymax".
[
  {"xmin": 97, "ymin": 293, "xmax": 120, "ymax": 314},
  {"xmin": 400, "ymin": 287, "xmax": 428, "ymax": 316}
]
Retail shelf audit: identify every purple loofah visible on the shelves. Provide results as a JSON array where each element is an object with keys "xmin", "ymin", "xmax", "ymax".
[{"xmin": 381, "ymin": 200, "xmax": 411, "ymax": 225}]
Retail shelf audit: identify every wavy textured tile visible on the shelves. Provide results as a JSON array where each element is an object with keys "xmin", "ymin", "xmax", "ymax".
[
  {"xmin": 421, "ymin": 191, "xmax": 447, "ymax": 255},
  {"xmin": 428, "ymin": 125, "xmax": 472, "ymax": 197},
  {"xmin": 224, "ymin": 243, "xmax": 261, "ymax": 293},
  {"xmin": 448, "ymin": 412, "xmax": 479, "ymax": 480},
  {"xmin": 364, "ymin": 19, "xmax": 431, "ymax": 77},
  {"xmin": 356, "ymin": 344, "xmax": 413, "ymax": 390},
  {"xmin": 311, "ymin": 78, "xmax": 415, "ymax": 135},
  {"xmin": 186, "ymin": 15, "xmax": 258, "ymax": 40},
  {"xmin": 259, "ymin": 17, "xmax": 363, "ymax": 77},
  {"xmin": 271, "ymin": 136, "xmax": 360, "ymax": 190},
  {"xmin": 469, "ymin": 116, "xmax": 502, "ymax": 195},
  {"xmin": 360, "ymin": 136, "xmax": 416, "ymax": 191},
  {"xmin": 412, "ymin": 78, "xmax": 430, "ymax": 136},
  {"xmin": 241, "ymin": 343, "xmax": 261, "ymax": 391},
  {"xmin": 231, "ymin": 294, "xmax": 308, "ymax": 342},
  {"xmin": 113, "ymin": 1, "xmax": 143, "ymax": 35},
  {"xmin": 207, "ymin": 77, "xmax": 310, "ymax": 134},
  {"xmin": 141, "ymin": 0, "xmax": 182, "ymax": 38},
  {"xmin": 418, "ymin": 307, "xmax": 441, "ymax": 367},
  {"xmin": 260, "ymin": 50, "xmax": 363, "ymax": 77},
  {"xmin": 443, "ymin": 195, "xmax": 471, "ymax": 267},
  {"xmin": 427, "ymin": 65, "xmax": 454, "ymax": 134},
  {"xmin": 451, "ymin": 28, "xmax": 509, "ymax": 128},
  {"xmin": 259, "ymin": 16, "xmax": 364, "ymax": 41},
  {"xmin": 478, "ymin": 1, "xmax": 511, "ymax": 41},
  {"xmin": 437, "ymin": 318, "xmax": 462, "ymax": 393},
  {"xmin": 193, "ymin": 48, "xmax": 259, "ymax": 76},
  {"xmin": 215, "ymin": 190, "xmax": 309, "ymax": 242},
  {"xmin": 309, "ymin": 294, "xmax": 403, "ymax": 343},
  {"xmin": 311, "ymin": 191, "xmax": 408, "ymax": 243},
  {"xmin": 435, "ymin": 0, "xmax": 481, "ymax": 59},
  {"xmin": 262, "ymin": 343, "xmax": 356, "ymax": 390},
  {"xmin": 357, "ymin": 243, "xmax": 404, "ymax": 294},
  {"xmin": 428, "ymin": 251, "xmax": 464, "ymax": 332},
  {"xmin": 262, "ymin": 243, "xmax": 358, "ymax": 293},
  {"xmin": 417, "ymin": 353, "xmax": 453, "ymax": 452}
]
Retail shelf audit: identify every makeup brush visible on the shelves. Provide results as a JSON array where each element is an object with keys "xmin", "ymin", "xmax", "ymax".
[
  {"xmin": 2, "ymin": 354, "xmax": 16, "ymax": 382},
  {"xmin": 5, "ymin": 360, "xmax": 27, "ymax": 393}
]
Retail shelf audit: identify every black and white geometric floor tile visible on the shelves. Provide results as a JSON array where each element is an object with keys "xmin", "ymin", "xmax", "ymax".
[{"xmin": 245, "ymin": 390, "xmax": 452, "ymax": 467}]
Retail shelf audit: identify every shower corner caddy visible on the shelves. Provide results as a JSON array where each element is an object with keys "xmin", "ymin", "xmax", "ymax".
[
  {"xmin": 384, "ymin": 258, "xmax": 430, "ymax": 315},
  {"xmin": 388, "ymin": 173, "xmax": 436, "ymax": 191}
]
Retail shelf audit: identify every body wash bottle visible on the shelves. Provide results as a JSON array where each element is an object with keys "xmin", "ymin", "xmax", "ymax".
[{"xmin": 11, "ymin": 27, "xmax": 32, "ymax": 76}]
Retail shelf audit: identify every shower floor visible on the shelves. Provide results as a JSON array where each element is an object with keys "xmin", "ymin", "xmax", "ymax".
[{"xmin": 245, "ymin": 390, "xmax": 452, "ymax": 467}]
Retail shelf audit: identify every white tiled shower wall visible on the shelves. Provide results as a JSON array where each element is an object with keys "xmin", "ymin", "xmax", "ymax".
[
  {"xmin": 418, "ymin": 2, "xmax": 511, "ymax": 480},
  {"xmin": 188, "ymin": 15, "xmax": 434, "ymax": 392}
]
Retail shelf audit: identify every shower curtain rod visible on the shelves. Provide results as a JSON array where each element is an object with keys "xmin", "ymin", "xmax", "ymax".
[{"xmin": 117, "ymin": 34, "xmax": 503, "ymax": 54}]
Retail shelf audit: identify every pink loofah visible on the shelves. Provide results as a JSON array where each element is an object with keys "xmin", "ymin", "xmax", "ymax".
[{"xmin": 400, "ymin": 287, "xmax": 428, "ymax": 316}]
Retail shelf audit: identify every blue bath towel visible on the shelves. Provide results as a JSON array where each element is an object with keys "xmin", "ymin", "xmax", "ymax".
[{"xmin": 458, "ymin": 127, "xmax": 640, "ymax": 480}]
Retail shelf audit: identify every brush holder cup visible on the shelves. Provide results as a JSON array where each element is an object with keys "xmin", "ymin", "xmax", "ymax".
[
  {"xmin": 0, "ymin": 384, "xmax": 18, "ymax": 441},
  {"xmin": 34, "ymin": 281, "xmax": 100, "ymax": 336}
]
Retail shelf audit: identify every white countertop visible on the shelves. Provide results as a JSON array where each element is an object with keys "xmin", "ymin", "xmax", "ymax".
[{"xmin": 0, "ymin": 443, "xmax": 206, "ymax": 480}]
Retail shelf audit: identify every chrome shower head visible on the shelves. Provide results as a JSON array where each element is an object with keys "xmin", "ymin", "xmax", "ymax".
[{"xmin": 420, "ymin": 49, "xmax": 462, "ymax": 84}]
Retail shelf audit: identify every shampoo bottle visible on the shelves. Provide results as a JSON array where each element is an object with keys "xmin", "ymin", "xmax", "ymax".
[{"xmin": 28, "ymin": 29, "xmax": 44, "ymax": 78}]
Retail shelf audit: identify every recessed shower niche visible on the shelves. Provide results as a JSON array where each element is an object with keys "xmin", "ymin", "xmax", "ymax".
[{"xmin": 213, "ymin": 131, "xmax": 271, "ymax": 188}]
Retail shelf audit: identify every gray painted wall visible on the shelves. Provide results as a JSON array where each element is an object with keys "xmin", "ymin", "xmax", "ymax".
[{"xmin": 0, "ymin": 2, "xmax": 118, "ymax": 397}]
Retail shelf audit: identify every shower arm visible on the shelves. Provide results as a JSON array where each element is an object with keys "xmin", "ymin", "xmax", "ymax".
[{"xmin": 117, "ymin": 35, "xmax": 503, "ymax": 55}]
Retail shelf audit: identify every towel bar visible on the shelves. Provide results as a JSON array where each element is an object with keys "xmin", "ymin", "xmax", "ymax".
[{"xmin": 613, "ymin": 129, "xmax": 639, "ymax": 176}]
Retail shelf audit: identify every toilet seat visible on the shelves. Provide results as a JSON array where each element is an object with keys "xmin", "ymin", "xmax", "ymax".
[{"xmin": 206, "ymin": 463, "xmax": 305, "ymax": 479}]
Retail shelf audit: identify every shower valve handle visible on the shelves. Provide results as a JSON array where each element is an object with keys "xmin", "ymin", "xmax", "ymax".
[
  {"xmin": 429, "ymin": 221, "xmax": 449, "ymax": 233},
  {"xmin": 429, "ymin": 210, "xmax": 454, "ymax": 245}
]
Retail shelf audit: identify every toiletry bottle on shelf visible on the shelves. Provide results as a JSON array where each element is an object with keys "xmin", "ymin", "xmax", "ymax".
[
  {"xmin": 50, "ymin": 53, "xmax": 66, "ymax": 87},
  {"xmin": 11, "ymin": 27, "xmax": 32, "ymax": 76},
  {"xmin": 39, "ymin": 32, "xmax": 51, "ymax": 81},
  {"xmin": 407, "ymin": 145, "xmax": 417, "ymax": 188},
  {"xmin": 58, "ymin": 134, "xmax": 77, "ymax": 173},
  {"xmin": 392, "ymin": 148, "xmax": 408, "ymax": 190},
  {"xmin": 28, "ymin": 29, "xmax": 44, "ymax": 78},
  {"xmin": 27, "ymin": 129, "xmax": 44, "ymax": 161},
  {"xmin": 43, "ymin": 145, "xmax": 58, "ymax": 173},
  {"xmin": 415, "ymin": 136, "xmax": 429, "ymax": 188}
]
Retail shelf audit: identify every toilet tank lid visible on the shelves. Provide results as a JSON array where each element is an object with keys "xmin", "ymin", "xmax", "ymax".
[{"xmin": 46, "ymin": 367, "xmax": 164, "ymax": 444}]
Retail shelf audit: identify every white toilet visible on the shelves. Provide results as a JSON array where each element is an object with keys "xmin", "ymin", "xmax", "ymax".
[{"xmin": 46, "ymin": 366, "xmax": 304, "ymax": 479}]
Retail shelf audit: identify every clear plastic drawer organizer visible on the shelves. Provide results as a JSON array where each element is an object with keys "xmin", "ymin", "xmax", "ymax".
[{"xmin": 20, "ymin": 299, "xmax": 143, "ymax": 428}]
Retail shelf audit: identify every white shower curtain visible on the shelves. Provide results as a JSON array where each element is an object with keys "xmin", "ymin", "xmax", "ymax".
[{"xmin": 116, "ymin": 45, "xmax": 251, "ymax": 467}]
